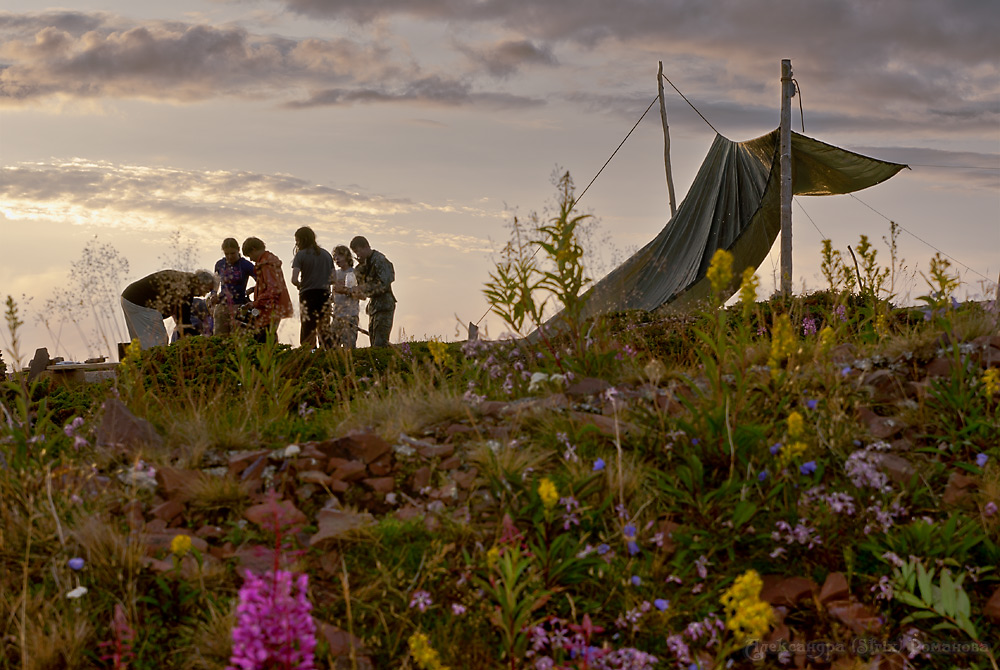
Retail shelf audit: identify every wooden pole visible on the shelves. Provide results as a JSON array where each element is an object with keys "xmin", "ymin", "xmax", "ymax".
[
  {"xmin": 658, "ymin": 61, "xmax": 677, "ymax": 217},
  {"xmin": 779, "ymin": 59, "xmax": 794, "ymax": 297}
]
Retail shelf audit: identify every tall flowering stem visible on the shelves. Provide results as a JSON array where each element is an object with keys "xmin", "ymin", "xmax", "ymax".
[{"xmin": 227, "ymin": 569, "xmax": 317, "ymax": 670}]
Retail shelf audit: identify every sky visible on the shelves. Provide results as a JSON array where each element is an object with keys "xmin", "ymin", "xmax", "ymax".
[{"xmin": 1, "ymin": 0, "xmax": 998, "ymax": 362}]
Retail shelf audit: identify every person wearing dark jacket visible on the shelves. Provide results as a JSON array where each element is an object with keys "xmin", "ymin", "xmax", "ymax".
[
  {"xmin": 121, "ymin": 269, "xmax": 215, "ymax": 349},
  {"xmin": 345, "ymin": 236, "xmax": 395, "ymax": 347}
]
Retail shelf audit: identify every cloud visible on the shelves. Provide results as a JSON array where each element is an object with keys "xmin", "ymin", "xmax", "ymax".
[
  {"xmin": 455, "ymin": 38, "xmax": 557, "ymax": 78},
  {"xmin": 0, "ymin": 10, "xmax": 531, "ymax": 109},
  {"xmin": 0, "ymin": 159, "xmax": 494, "ymax": 252},
  {"xmin": 286, "ymin": 74, "xmax": 543, "ymax": 108},
  {"xmin": 275, "ymin": 0, "xmax": 999, "ymax": 135}
]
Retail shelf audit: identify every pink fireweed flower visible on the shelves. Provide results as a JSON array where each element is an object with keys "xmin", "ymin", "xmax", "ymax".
[{"xmin": 227, "ymin": 569, "xmax": 316, "ymax": 670}]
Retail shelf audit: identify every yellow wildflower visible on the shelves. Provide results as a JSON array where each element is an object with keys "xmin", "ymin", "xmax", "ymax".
[
  {"xmin": 816, "ymin": 326, "xmax": 835, "ymax": 358},
  {"xmin": 408, "ymin": 631, "xmax": 449, "ymax": 670},
  {"xmin": 720, "ymin": 569, "xmax": 773, "ymax": 644},
  {"xmin": 738, "ymin": 267, "xmax": 759, "ymax": 321},
  {"xmin": 706, "ymin": 249, "xmax": 734, "ymax": 302},
  {"xmin": 486, "ymin": 546, "xmax": 500, "ymax": 570},
  {"xmin": 875, "ymin": 310, "xmax": 890, "ymax": 337},
  {"xmin": 768, "ymin": 314, "xmax": 796, "ymax": 378},
  {"xmin": 779, "ymin": 441, "xmax": 808, "ymax": 468},
  {"xmin": 983, "ymin": 369, "xmax": 999, "ymax": 398},
  {"xmin": 786, "ymin": 411, "xmax": 804, "ymax": 441},
  {"xmin": 170, "ymin": 534, "xmax": 192, "ymax": 557},
  {"xmin": 538, "ymin": 477, "xmax": 559, "ymax": 510},
  {"xmin": 427, "ymin": 340, "xmax": 451, "ymax": 367}
]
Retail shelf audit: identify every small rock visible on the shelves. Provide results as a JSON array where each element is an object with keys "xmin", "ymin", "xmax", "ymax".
[
  {"xmin": 819, "ymin": 572, "xmax": 850, "ymax": 604},
  {"xmin": 760, "ymin": 575, "xmax": 816, "ymax": 607},
  {"xmin": 362, "ymin": 477, "xmax": 395, "ymax": 494},
  {"xmin": 983, "ymin": 586, "xmax": 1000, "ymax": 622},
  {"xmin": 410, "ymin": 466, "xmax": 432, "ymax": 491},
  {"xmin": 440, "ymin": 456, "xmax": 461, "ymax": 470},
  {"xmin": 330, "ymin": 461, "xmax": 368, "ymax": 483},
  {"xmin": 942, "ymin": 472, "xmax": 978, "ymax": 505},
  {"xmin": 299, "ymin": 470, "xmax": 333, "ymax": 486},
  {"xmin": 565, "ymin": 377, "xmax": 612, "ymax": 397},
  {"xmin": 826, "ymin": 599, "xmax": 883, "ymax": 635},
  {"xmin": 149, "ymin": 499, "xmax": 184, "ymax": 524},
  {"xmin": 874, "ymin": 453, "xmax": 916, "ymax": 485},
  {"xmin": 96, "ymin": 397, "xmax": 164, "ymax": 451},
  {"xmin": 924, "ymin": 357, "xmax": 953, "ymax": 378}
]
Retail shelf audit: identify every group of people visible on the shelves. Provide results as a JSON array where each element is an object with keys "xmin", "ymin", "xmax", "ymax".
[{"xmin": 119, "ymin": 228, "xmax": 396, "ymax": 351}]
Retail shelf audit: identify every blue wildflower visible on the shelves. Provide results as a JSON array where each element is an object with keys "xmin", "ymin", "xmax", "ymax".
[
  {"xmin": 627, "ymin": 541, "xmax": 640, "ymax": 556},
  {"xmin": 631, "ymin": 575, "xmax": 641, "ymax": 586},
  {"xmin": 770, "ymin": 443, "xmax": 782, "ymax": 455},
  {"xmin": 654, "ymin": 598, "xmax": 670, "ymax": 611},
  {"xmin": 800, "ymin": 461, "xmax": 817, "ymax": 476},
  {"xmin": 596, "ymin": 544, "xmax": 610, "ymax": 555},
  {"xmin": 68, "ymin": 557, "xmax": 85, "ymax": 571},
  {"xmin": 806, "ymin": 399, "xmax": 818, "ymax": 410},
  {"xmin": 976, "ymin": 453, "xmax": 989, "ymax": 468},
  {"xmin": 758, "ymin": 470, "xmax": 768, "ymax": 482},
  {"xmin": 593, "ymin": 458, "xmax": 606, "ymax": 472}
]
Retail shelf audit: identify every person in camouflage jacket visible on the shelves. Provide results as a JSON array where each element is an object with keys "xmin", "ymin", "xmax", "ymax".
[{"xmin": 347, "ymin": 236, "xmax": 396, "ymax": 347}]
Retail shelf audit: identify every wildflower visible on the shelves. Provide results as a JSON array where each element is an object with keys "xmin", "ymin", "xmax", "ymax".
[
  {"xmin": 799, "ymin": 461, "xmax": 817, "ymax": 476},
  {"xmin": 975, "ymin": 453, "xmax": 989, "ymax": 468},
  {"xmin": 983, "ymin": 369, "xmax": 999, "ymax": 397},
  {"xmin": 787, "ymin": 411, "xmax": 804, "ymax": 440},
  {"xmin": 596, "ymin": 544, "xmax": 610, "ymax": 555},
  {"xmin": 654, "ymin": 598, "xmax": 670, "ymax": 611},
  {"xmin": 227, "ymin": 569, "xmax": 316, "ymax": 670},
  {"xmin": 631, "ymin": 575, "xmax": 641, "ymax": 587},
  {"xmin": 817, "ymin": 326, "xmax": 835, "ymax": 357},
  {"xmin": 805, "ymin": 399, "xmax": 818, "ymax": 411},
  {"xmin": 694, "ymin": 555, "xmax": 710, "ymax": 579},
  {"xmin": 768, "ymin": 313, "xmax": 796, "ymax": 377},
  {"xmin": 170, "ymin": 534, "xmax": 192, "ymax": 558},
  {"xmin": 758, "ymin": 470, "xmax": 768, "ymax": 482},
  {"xmin": 719, "ymin": 570, "xmax": 773, "ymax": 644},
  {"xmin": 985, "ymin": 502, "xmax": 998, "ymax": 517},
  {"xmin": 451, "ymin": 603, "xmax": 466, "ymax": 616},
  {"xmin": 706, "ymin": 249, "xmax": 734, "ymax": 302},
  {"xmin": 410, "ymin": 590, "xmax": 433, "ymax": 612},
  {"xmin": 66, "ymin": 586, "xmax": 88, "ymax": 599},
  {"xmin": 834, "ymin": 304, "xmax": 847, "ymax": 321},
  {"xmin": 427, "ymin": 340, "xmax": 451, "ymax": 367},
  {"xmin": 68, "ymin": 557, "xmax": 85, "ymax": 571},
  {"xmin": 779, "ymin": 441, "xmax": 807, "ymax": 468},
  {"xmin": 528, "ymin": 372, "xmax": 549, "ymax": 392},
  {"xmin": 841, "ymin": 365, "xmax": 852, "ymax": 376},
  {"xmin": 769, "ymin": 443, "xmax": 782, "ymax": 455},
  {"xmin": 739, "ymin": 266, "xmax": 759, "ymax": 320},
  {"xmin": 537, "ymin": 477, "xmax": 559, "ymax": 510},
  {"xmin": 486, "ymin": 546, "xmax": 500, "ymax": 569},
  {"xmin": 801, "ymin": 316, "xmax": 817, "ymax": 336},
  {"xmin": 408, "ymin": 631, "xmax": 449, "ymax": 670},
  {"xmin": 593, "ymin": 458, "xmax": 606, "ymax": 472}
]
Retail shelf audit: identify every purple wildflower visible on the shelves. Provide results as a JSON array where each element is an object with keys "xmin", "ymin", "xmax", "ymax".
[
  {"xmin": 630, "ymin": 575, "xmax": 641, "ymax": 587},
  {"xmin": 654, "ymin": 598, "xmax": 669, "ymax": 611},
  {"xmin": 593, "ymin": 458, "xmax": 606, "ymax": 472},
  {"xmin": 770, "ymin": 443, "xmax": 782, "ymax": 455},
  {"xmin": 984, "ymin": 501, "xmax": 997, "ymax": 517},
  {"xmin": 227, "ymin": 569, "xmax": 316, "ymax": 670},
  {"xmin": 806, "ymin": 399, "xmax": 818, "ymax": 410},
  {"xmin": 451, "ymin": 603, "xmax": 466, "ymax": 615},
  {"xmin": 68, "ymin": 557, "xmax": 85, "ymax": 571},
  {"xmin": 409, "ymin": 590, "xmax": 432, "ymax": 612},
  {"xmin": 802, "ymin": 316, "xmax": 818, "ymax": 336},
  {"xmin": 758, "ymin": 470, "xmax": 768, "ymax": 482},
  {"xmin": 800, "ymin": 461, "xmax": 817, "ymax": 476},
  {"xmin": 975, "ymin": 453, "xmax": 989, "ymax": 468}
]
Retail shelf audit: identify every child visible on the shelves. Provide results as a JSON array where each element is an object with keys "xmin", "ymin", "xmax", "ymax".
[
  {"xmin": 291, "ymin": 227, "xmax": 334, "ymax": 349},
  {"xmin": 209, "ymin": 237, "xmax": 255, "ymax": 335},
  {"xmin": 241, "ymin": 237, "xmax": 293, "ymax": 342},
  {"xmin": 330, "ymin": 244, "xmax": 359, "ymax": 348}
]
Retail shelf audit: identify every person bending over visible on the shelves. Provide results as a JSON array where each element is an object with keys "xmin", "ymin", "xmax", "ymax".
[
  {"xmin": 121, "ymin": 270, "xmax": 215, "ymax": 349},
  {"xmin": 291, "ymin": 226, "xmax": 334, "ymax": 349},
  {"xmin": 209, "ymin": 237, "xmax": 256, "ymax": 335}
]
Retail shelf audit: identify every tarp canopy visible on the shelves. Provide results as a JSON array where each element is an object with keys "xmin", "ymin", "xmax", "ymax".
[{"xmin": 549, "ymin": 129, "xmax": 907, "ymax": 324}]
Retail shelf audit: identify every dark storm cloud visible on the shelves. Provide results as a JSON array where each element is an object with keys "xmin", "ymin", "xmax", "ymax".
[{"xmin": 0, "ymin": 11, "xmax": 530, "ymax": 108}]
